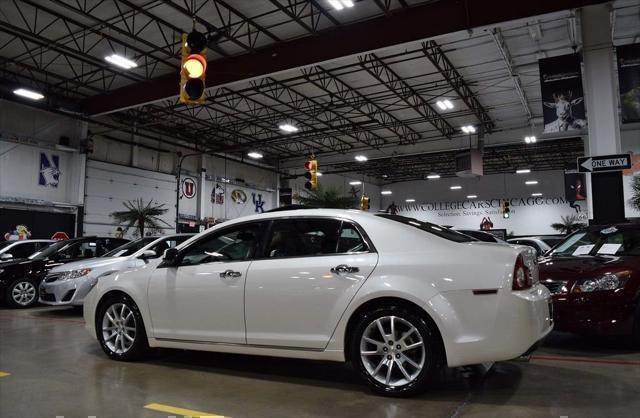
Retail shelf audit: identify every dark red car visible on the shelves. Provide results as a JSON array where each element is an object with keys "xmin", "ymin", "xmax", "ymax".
[{"xmin": 538, "ymin": 223, "xmax": 640, "ymax": 344}]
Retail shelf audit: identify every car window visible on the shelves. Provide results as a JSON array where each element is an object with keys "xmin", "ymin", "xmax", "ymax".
[
  {"xmin": 58, "ymin": 241, "xmax": 98, "ymax": 260},
  {"xmin": 104, "ymin": 238, "xmax": 156, "ymax": 257},
  {"xmin": 6, "ymin": 242, "xmax": 36, "ymax": 259},
  {"xmin": 377, "ymin": 215, "xmax": 474, "ymax": 243},
  {"xmin": 150, "ymin": 236, "xmax": 191, "ymax": 259},
  {"xmin": 552, "ymin": 228, "xmax": 640, "ymax": 257},
  {"xmin": 265, "ymin": 218, "xmax": 341, "ymax": 258},
  {"xmin": 337, "ymin": 223, "xmax": 368, "ymax": 253},
  {"xmin": 35, "ymin": 242, "xmax": 53, "ymax": 251},
  {"xmin": 181, "ymin": 225, "xmax": 260, "ymax": 265}
]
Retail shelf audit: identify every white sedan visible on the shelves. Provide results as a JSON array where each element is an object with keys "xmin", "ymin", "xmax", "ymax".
[{"xmin": 84, "ymin": 209, "xmax": 552, "ymax": 396}]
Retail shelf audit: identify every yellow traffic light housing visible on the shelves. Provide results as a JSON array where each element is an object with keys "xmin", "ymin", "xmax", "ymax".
[
  {"xmin": 360, "ymin": 195, "xmax": 370, "ymax": 211},
  {"xmin": 304, "ymin": 159, "xmax": 318, "ymax": 191},
  {"xmin": 180, "ymin": 31, "xmax": 207, "ymax": 104}
]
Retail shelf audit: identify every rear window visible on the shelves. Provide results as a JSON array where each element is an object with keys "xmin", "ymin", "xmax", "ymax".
[{"xmin": 377, "ymin": 214, "xmax": 474, "ymax": 243}]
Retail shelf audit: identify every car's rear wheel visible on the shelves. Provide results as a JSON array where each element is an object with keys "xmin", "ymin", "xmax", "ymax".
[
  {"xmin": 6, "ymin": 279, "xmax": 39, "ymax": 308},
  {"xmin": 350, "ymin": 305, "xmax": 443, "ymax": 397},
  {"xmin": 96, "ymin": 294, "xmax": 149, "ymax": 361}
]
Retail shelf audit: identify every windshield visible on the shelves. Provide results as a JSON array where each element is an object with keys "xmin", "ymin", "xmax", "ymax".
[
  {"xmin": 541, "ymin": 237, "xmax": 563, "ymax": 248},
  {"xmin": 551, "ymin": 227, "xmax": 640, "ymax": 257},
  {"xmin": 29, "ymin": 240, "xmax": 70, "ymax": 260},
  {"xmin": 104, "ymin": 237, "xmax": 156, "ymax": 257},
  {"xmin": 377, "ymin": 215, "xmax": 475, "ymax": 243}
]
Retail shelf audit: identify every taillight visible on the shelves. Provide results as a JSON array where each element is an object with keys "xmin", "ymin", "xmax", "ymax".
[{"xmin": 512, "ymin": 254, "xmax": 532, "ymax": 291}]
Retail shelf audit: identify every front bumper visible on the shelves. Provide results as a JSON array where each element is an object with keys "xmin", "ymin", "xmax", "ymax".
[
  {"xmin": 39, "ymin": 274, "xmax": 97, "ymax": 306},
  {"xmin": 551, "ymin": 291, "xmax": 636, "ymax": 336}
]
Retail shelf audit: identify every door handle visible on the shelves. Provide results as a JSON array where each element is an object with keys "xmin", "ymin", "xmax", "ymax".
[
  {"xmin": 331, "ymin": 264, "xmax": 359, "ymax": 275},
  {"xmin": 220, "ymin": 270, "xmax": 242, "ymax": 279}
]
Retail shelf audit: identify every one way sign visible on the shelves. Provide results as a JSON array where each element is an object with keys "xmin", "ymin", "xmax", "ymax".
[{"xmin": 577, "ymin": 154, "xmax": 632, "ymax": 173}]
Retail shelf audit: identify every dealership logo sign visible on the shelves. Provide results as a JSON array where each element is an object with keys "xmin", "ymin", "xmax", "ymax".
[
  {"xmin": 252, "ymin": 192, "xmax": 265, "ymax": 213},
  {"xmin": 181, "ymin": 177, "xmax": 197, "ymax": 199},
  {"xmin": 231, "ymin": 189, "xmax": 247, "ymax": 204},
  {"xmin": 39, "ymin": 152, "xmax": 60, "ymax": 188}
]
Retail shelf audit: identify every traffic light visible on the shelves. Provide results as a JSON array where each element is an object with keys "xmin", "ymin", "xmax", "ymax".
[
  {"xmin": 502, "ymin": 198, "xmax": 511, "ymax": 219},
  {"xmin": 180, "ymin": 30, "xmax": 207, "ymax": 104},
  {"xmin": 360, "ymin": 195, "xmax": 370, "ymax": 211},
  {"xmin": 304, "ymin": 159, "xmax": 318, "ymax": 191}
]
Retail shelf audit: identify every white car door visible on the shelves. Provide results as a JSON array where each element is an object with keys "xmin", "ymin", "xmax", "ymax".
[
  {"xmin": 147, "ymin": 222, "xmax": 262, "ymax": 343},
  {"xmin": 245, "ymin": 218, "xmax": 378, "ymax": 349}
]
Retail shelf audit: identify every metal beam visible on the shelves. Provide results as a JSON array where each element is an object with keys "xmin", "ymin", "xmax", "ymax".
[
  {"xmin": 421, "ymin": 40, "xmax": 495, "ymax": 134},
  {"xmin": 358, "ymin": 53, "xmax": 455, "ymax": 139},
  {"xmin": 82, "ymin": 0, "xmax": 609, "ymax": 114}
]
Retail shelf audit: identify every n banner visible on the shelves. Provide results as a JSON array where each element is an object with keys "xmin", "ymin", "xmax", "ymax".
[
  {"xmin": 539, "ymin": 54, "xmax": 587, "ymax": 133},
  {"xmin": 617, "ymin": 43, "xmax": 640, "ymax": 124}
]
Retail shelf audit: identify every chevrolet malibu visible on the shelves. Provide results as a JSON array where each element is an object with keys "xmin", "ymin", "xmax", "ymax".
[{"xmin": 84, "ymin": 210, "xmax": 552, "ymax": 396}]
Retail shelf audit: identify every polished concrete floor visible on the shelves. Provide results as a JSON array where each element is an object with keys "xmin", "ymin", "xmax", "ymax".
[{"xmin": 1, "ymin": 306, "xmax": 639, "ymax": 418}]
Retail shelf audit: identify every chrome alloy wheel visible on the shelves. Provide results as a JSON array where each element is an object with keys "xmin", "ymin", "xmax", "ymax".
[
  {"xmin": 101, "ymin": 303, "xmax": 136, "ymax": 354},
  {"xmin": 12, "ymin": 281, "xmax": 37, "ymax": 306},
  {"xmin": 359, "ymin": 315, "xmax": 426, "ymax": 387}
]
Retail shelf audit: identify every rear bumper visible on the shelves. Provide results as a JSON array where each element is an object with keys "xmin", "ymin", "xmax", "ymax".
[{"xmin": 433, "ymin": 284, "xmax": 553, "ymax": 367}]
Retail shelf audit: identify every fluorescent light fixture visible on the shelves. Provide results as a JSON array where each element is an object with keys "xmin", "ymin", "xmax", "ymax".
[
  {"xmin": 381, "ymin": 190, "xmax": 392, "ymax": 195},
  {"xmin": 405, "ymin": 199, "xmax": 416, "ymax": 202},
  {"xmin": 436, "ymin": 99, "xmax": 454, "ymax": 110},
  {"xmin": 13, "ymin": 88, "xmax": 44, "ymax": 100},
  {"xmin": 450, "ymin": 185, "xmax": 462, "ymax": 190},
  {"xmin": 381, "ymin": 174, "xmax": 389, "ymax": 178},
  {"xmin": 278, "ymin": 123, "xmax": 299, "ymax": 133},
  {"xmin": 466, "ymin": 195, "xmax": 478, "ymax": 199},
  {"xmin": 525, "ymin": 180, "xmax": 539, "ymax": 185},
  {"xmin": 247, "ymin": 151, "xmax": 263, "ymax": 159},
  {"xmin": 316, "ymin": 172, "xmax": 323, "ymax": 176},
  {"xmin": 349, "ymin": 181, "xmax": 362, "ymax": 185},
  {"xmin": 354, "ymin": 155, "xmax": 368, "ymax": 162},
  {"xmin": 427, "ymin": 174, "xmax": 440, "ymax": 179},
  {"xmin": 461, "ymin": 125, "xmax": 476, "ymax": 134},
  {"xmin": 516, "ymin": 169, "xmax": 531, "ymax": 174},
  {"xmin": 55, "ymin": 144, "xmax": 78, "ymax": 152},
  {"xmin": 105, "ymin": 54, "xmax": 138, "ymax": 69},
  {"xmin": 531, "ymin": 193, "xmax": 543, "ymax": 197},
  {"xmin": 329, "ymin": 0, "xmax": 353, "ymax": 10},
  {"xmin": 524, "ymin": 136, "xmax": 537, "ymax": 144}
]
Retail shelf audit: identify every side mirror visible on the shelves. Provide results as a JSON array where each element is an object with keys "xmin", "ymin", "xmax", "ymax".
[
  {"xmin": 0, "ymin": 253, "xmax": 13, "ymax": 261},
  {"xmin": 139, "ymin": 250, "xmax": 157, "ymax": 260},
  {"xmin": 162, "ymin": 247, "xmax": 180, "ymax": 266}
]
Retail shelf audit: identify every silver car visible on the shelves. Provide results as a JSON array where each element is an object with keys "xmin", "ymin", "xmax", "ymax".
[{"xmin": 39, "ymin": 234, "xmax": 193, "ymax": 306}]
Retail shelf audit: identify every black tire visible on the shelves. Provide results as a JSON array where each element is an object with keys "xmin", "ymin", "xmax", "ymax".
[
  {"xmin": 349, "ymin": 305, "xmax": 443, "ymax": 397},
  {"xmin": 5, "ymin": 279, "xmax": 39, "ymax": 308},
  {"xmin": 96, "ymin": 294, "xmax": 149, "ymax": 361}
]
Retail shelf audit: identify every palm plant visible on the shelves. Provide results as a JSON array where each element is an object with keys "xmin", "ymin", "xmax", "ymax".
[
  {"xmin": 551, "ymin": 215, "xmax": 587, "ymax": 235},
  {"xmin": 629, "ymin": 175, "xmax": 640, "ymax": 213},
  {"xmin": 297, "ymin": 185, "xmax": 358, "ymax": 209},
  {"xmin": 110, "ymin": 199, "xmax": 171, "ymax": 237}
]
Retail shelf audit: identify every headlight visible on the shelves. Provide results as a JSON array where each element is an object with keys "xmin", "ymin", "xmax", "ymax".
[
  {"xmin": 61, "ymin": 268, "xmax": 92, "ymax": 280},
  {"xmin": 573, "ymin": 272, "xmax": 630, "ymax": 293}
]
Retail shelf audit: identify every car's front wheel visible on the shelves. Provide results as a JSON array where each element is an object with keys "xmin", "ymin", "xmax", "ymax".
[
  {"xmin": 6, "ymin": 279, "xmax": 39, "ymax": 308},
  {"xmin": 96, "ymin": 294, "xmax": 149, "ymax": 361},
  {"xmin": 350, "ymin": 306, "xmax": 443, "ymax": 397}
]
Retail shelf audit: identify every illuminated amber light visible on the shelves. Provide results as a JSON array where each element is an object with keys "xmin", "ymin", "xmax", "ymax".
[{"xmin": 183, "ymin": 54, "xmax": 207, "ymax": 78}]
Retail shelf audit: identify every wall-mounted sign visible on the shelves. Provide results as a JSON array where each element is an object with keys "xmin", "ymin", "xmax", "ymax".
[
  {"xmin": 38, "ymin": 152, "xmax": 60, "ymax": 188},
  {"xmin": 252, "ymin": 192, "xmax": 265, "ymax": 213},
  {"xmin": 231, "ymin": 189, "xmax": 247, "ymax": 204},
  {"xmin": 4, "ymin": 225, "xmax": 32, "ymax": 241},
  {"xmin": 577, "ymin": 154, "xmax": 632, "ymax": 173},
  {"xmin": 181, "ymin": 177, "xmax": 197, "ymax": 199},
  {"xmin": 539, "ymin": 54, "xmax": 587, "ymax": 133},
  {"xmin": 617, "ymin": 43, "xmax": 640, "ymax": 124},
  {"xmin": 51, "ymin": 231, "xmax": 69, "ymax": 241},
  {"xmin": 212, "ymin": 183, "xmax": 224, "ymax": 204}
]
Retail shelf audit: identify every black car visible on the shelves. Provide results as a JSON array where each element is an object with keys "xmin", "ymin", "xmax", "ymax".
[{"xmin": 0, "ymin": 236, "xmax": 129, "ymax": 308}]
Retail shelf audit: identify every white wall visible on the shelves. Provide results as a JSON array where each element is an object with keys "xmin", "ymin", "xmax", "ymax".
[{"xmin": 379, "ymin": 170, "xmax": 589, "ymax": 235}]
